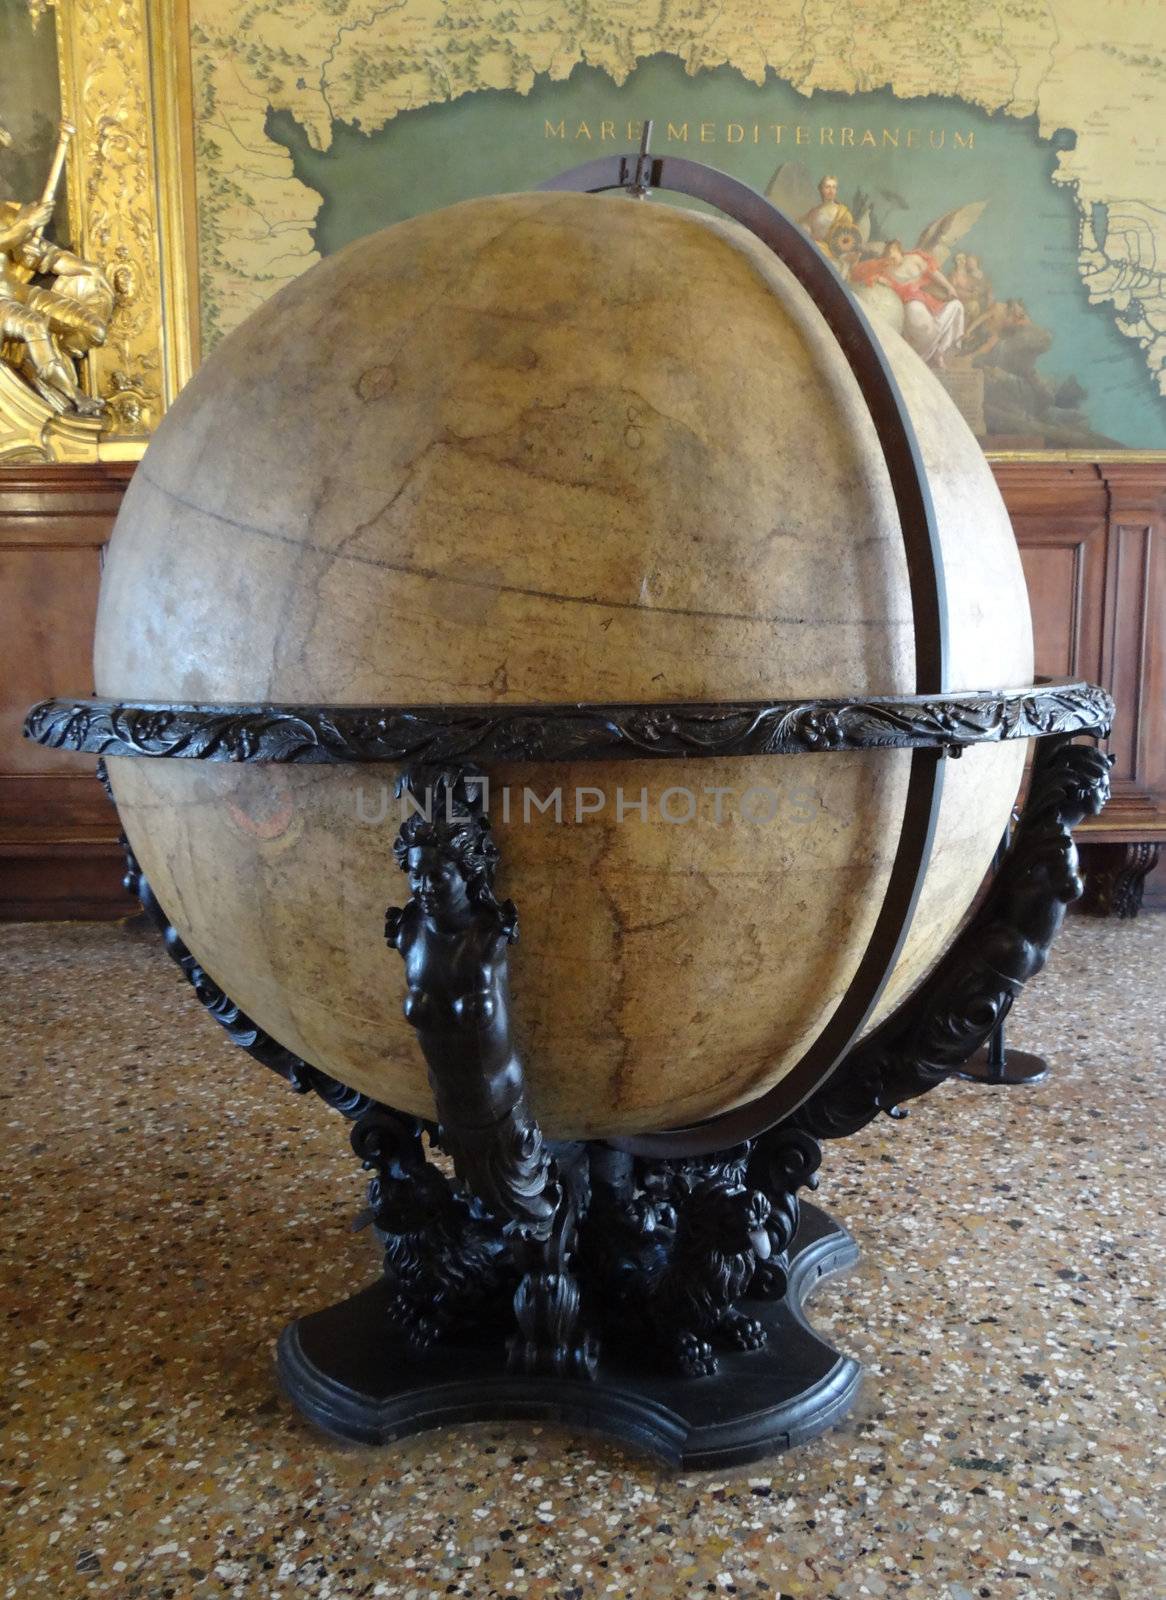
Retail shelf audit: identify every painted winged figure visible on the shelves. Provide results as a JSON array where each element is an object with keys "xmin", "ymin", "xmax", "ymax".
[{"xmin": 850, "ymin": 200, "xmax": 987, "ymax": 368}]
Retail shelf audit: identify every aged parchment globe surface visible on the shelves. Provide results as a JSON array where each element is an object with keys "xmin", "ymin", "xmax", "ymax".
[{"xmin": 95, "ymin": 190, "xmax": 1033, "ymax": 1139}]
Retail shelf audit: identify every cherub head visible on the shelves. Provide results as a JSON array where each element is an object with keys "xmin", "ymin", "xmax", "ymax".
[
  {"xmin": 395, "ymin": 808, "xmax": 499, "ymax": 921},
  {"xmin": 393, "ymin": 773, "xmax": 514, "ymax": 934},
  {"xmin": 402, "ymin": 839, "xmax": 472, "ymax": 921}
]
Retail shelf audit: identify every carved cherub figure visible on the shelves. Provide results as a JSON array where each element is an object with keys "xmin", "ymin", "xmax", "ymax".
[
  {"xmin": 812, "ymin": 738, "xmax": 1114, "ymax": 1124},
  {"xmin": 385, "ymin": 772, "xmax": 556, "ymax": 1236},
  {"xmin": 980, "ymin": 740, "xmax": 1112, "ymax": 982}
]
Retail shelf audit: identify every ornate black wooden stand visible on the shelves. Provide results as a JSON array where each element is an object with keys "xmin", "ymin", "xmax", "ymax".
[
  {"xmin": 952, "ymin": 826, "xmax": 1049, "ymax": 1086},
  {"xmin": 278, "ymin": 1199, "xmax": 859, "ymax": 1466},
  {"xmin": 24, "ymin": 142, "xmax": 1116, "ymax": 1466},
  {"xmin": 87, "ymin": 732, "xmax": 1108, "ymax": 1465}
]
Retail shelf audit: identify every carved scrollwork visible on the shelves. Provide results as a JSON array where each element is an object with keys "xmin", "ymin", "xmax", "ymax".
[
  {"xmin": 508, "ymin": 1148, "xmax": 598, "ymax": 1379},
  {"xmin": 347, "ymin": 1105, "xmax": 829, "ymax": 1382},
  {"xmin": 55, "ymin": 0, "xmax": 165, "ymax": 433},
  {"xmin": 122, "ymin": 838, "xmax": 372, "ymax": 1120},
  {"xmin": 24, "ymin": 680, "xmax": 1114, "ymax": 766},
  {"xmin": 791, "ymin": 737, "xmax": 1114, "ymax": 1140},
  {"xmin": 745, "ymin": 1126, "xmax": 824, "ymax": 1299},
  {"xmin": 351, "ymin": 1105, "xmax": 518, "ymax": 1350}
]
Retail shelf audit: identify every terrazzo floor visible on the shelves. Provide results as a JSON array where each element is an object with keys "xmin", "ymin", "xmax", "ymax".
[{"xmin": 0, "ymin": 915, "xmax": 1162, "ymax": 1600}]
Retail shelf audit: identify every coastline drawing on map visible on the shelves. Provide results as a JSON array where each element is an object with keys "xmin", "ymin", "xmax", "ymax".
[{"xmin": 187, "ymin": 9, "xmax": 1166, "ymax": 456}]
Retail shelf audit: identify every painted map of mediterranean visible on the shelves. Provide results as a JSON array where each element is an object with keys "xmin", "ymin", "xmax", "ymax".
[{"xmin": 189, "ymin": 0, "xmax": 1166, "ymax": 450}]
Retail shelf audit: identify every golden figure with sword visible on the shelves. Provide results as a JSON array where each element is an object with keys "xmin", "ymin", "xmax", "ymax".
[{"xmin": 1, "ymin": 118, "xmax": 113, "ymax": 417}]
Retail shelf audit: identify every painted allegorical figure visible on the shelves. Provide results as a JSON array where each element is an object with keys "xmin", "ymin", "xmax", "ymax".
[
  {"xmin": 797, "ymin": 173, "xmax": 857, "ymax": 261},
  {"xmin": 947, "ymin": 251, "xmax": 992, "ymax": 323},
  {"xmin": 850, "ymin": 239, "xmax": 966, "ymax": 366}
]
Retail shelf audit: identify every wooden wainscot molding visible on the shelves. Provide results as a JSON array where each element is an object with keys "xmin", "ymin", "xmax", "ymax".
[
  {"xmin": 0, "ymin": 461, "xmax": 135, "ymax": 918},
  {"xmin": 993, "ymin": 459, "xmax": 1166, "ymax": 914}
]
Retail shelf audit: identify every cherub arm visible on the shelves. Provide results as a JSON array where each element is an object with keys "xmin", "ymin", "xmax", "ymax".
[{"xmin": 385, "ymin": 904, "xmax": 406, "ymax": 950}]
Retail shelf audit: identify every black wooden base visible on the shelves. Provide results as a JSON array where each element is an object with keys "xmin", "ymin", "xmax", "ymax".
[{"xmin": 277, "ymin": 1202, "xmax": 860, "ymax": 1469}]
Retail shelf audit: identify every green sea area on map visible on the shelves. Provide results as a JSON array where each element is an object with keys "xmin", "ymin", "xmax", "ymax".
[{"xmin": 266, "ymin": 53, "xmax": 1166, "ymax": 449}]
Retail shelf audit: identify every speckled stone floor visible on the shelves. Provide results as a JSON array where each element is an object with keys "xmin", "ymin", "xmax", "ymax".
[{"xmin": 1, "ymin": 915, "xmax": 1162, "ymax": 1600}]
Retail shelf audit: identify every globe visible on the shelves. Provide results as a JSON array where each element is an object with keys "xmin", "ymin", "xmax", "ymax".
[{"xmin": 94, "ymin": 189, "xmax": 1032, "ymax": 1140}]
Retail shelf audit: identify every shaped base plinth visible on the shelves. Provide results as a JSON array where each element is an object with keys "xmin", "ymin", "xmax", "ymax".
[{"xmin": 277, "ymin": 1202, "xmax": 860, "ymax": 1469}]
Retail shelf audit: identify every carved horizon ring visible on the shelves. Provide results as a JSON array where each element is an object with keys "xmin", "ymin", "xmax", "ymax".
[
  {"xmin": 26, "ymin": 680, "xmax": 1111, "ymax": 1159},
  {"xmin": 24, "ymin": 681, "xmax": 1112, "ymax": 766}
]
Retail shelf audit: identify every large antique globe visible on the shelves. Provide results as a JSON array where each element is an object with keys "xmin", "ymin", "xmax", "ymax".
[{"xmin": 94, "ymin": 189, "xmax": 1032, "ymax": 1140}]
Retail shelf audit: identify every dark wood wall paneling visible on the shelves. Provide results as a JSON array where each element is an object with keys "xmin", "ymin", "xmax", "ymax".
[
  {"xmin": 1, "ymin": 460, "xmax": 1163, "ymax": 918},
  {"xmin": 995, "ymin": 462, "xmax": 1166, "ymax": 912},
  {"xmin": 0, "ymin": 464, "xmax": 133, "ymax": 918}
]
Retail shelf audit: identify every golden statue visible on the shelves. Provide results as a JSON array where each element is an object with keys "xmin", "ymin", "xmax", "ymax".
[{"xmin": 1, "ymin": 119, "xmax": 112, "ymax": 419}]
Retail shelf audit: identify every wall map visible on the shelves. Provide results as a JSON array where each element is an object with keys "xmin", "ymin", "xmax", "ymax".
[{"xmin": 188, "ymin": 1, "xmax": 1166, "ymax": 454}]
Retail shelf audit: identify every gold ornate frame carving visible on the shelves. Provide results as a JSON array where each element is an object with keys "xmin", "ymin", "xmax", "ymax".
[
  {"xmin": 57, "ymin": 0, "xmax": 199, "ymax": 443},
  {"xmin": 141, "ymin": 0, "xmax": 199, "ymax": 407},
  {"xmin": 0, "ymin": 0, "xmax": 198, "ymax": 462}
]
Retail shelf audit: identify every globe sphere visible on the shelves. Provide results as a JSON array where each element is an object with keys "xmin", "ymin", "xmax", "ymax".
[{"xmin": 95, "ymin": 189, "xmax": 1032, "ymax": 1139}]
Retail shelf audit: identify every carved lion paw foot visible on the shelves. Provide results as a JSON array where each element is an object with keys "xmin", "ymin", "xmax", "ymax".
[
  {"xmin": 387, "ymin": 1292, "xmax": 439, "ymax": 1350},
  {"xmin": 750, "ymin": 1259, "xmax": 790, "ymax": 1302},
  {"xmin": 405, "ymin": 1315, "xmax": 441, "ymax": 1351},
  {"xmin": 719, "ymin": 1310, "xmax": 768, "ymax": 1351},
  {"xmin": 674, "ymin": 1332, "xmax": 717, "ymax": 1378}
]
